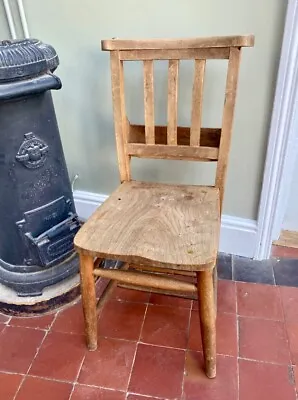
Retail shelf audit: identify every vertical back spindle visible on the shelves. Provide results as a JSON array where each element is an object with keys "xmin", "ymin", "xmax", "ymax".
[
  {"xmin": 143, "ymin": 60, "xmax": 155, "ymax": 144},
  {"xmin": 167, "ymin": 60, "xmax": 179, "ymax": 145},
  {"xmin": 190, "ymin": 59, "xmax": 206, "ymax": 146}
]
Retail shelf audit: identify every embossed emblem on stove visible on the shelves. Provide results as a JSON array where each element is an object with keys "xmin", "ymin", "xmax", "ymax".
[{"xmin": 16, "ymin": 132, "xmax": 49, "ymax": 169}]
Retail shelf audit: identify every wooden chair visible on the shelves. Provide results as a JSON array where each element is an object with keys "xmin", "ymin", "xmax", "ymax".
[{"xmin": 74, "ymin": 35, "xmax": 254, "ymax": 379}]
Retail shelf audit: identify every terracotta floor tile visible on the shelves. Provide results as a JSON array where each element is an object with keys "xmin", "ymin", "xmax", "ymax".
[
  {"xmin": 15, "ymin": 376, "xmax": 72, "ymax": 400},
  {"xmin": 239, "ymin": 317, "xmax": 291, "ymax": 363},
  {"xmin": 0, "ymin": 326, "xmax": 45, "ymax": 373},
  {"xmin": 9, "ymin": 314, "xmax": 55, "ymax": 330},
  {"xmin": 272, "ymin": 245, "xmax": 298, "ymax": 259},
  {"xmin": 149, "ymin": 293, "xmax": 192, "ymax": 309},
  {"xmin": 0, "ymin": 313, "xmax": 10, "ymax": 323},
  {"xmin": 286, "ymin": 322, "xmax": 298, "ymax": 363},
  {"xmin": 98, "ymin": 300, "xmax": 146, "ymax": 341},
  {"xmin": 128, "ymin": 343, "xmax": 185, "ymax": 399},
  {"xmin": 29, "ymin": 331, "xmax": 85, "ymax": 381},
  {"xmin": 193, "ymin": 280, "xmax": 236, "ymax": 314},
  {"xmin": 183, "ymin": 352, "xmax": 237, "ymax": 400},
  {"xmin": 237, "ymin": 282, "xmax": 283, "ymax": 320},
  {"xmin": 52, "ymin": 303, "xmax": 84, "ymax": 335},
  {"xmin": 78, "ymin": 337, "xmax": 136, "ymax": 391},
  {"xmin": 0, "ymin": 372, "xmax": 23, "ymax": 400},
  {"xmin": 72, "ymin": 384, "xmax": 126, "ymax": 400},
  {"xmin": 127, "ymin": 395, "xmax": 160, "ymax": 400},
  {"xmin": 280, "ymin": 286, "xmax": 298, "ymax": 322},
  {"xmin": 188, "ymin": 311, "xmax": 237, "ymax": 356},
  {"xmin": 217, "ymin": 280, "xmax": 236, "ymax": 314},
  {"xmin": 111, "ymin": 287, "xmax": 150, "ymax": 303},
  {"xmin": 294, "ymin": 365, "xmax": 298, "ymax": 389},
  {"xmin": 239, "ymin": 359, "xmax": 296, "ymax": 400},
  {"xmin": 140, "ymin": 304, "xmax": 190, "ymax": 349}
]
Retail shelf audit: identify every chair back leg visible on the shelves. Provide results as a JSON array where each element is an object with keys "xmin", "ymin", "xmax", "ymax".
[{"xmin": 197, "ymin": 269, "xmax": 217, "ymax": 378}]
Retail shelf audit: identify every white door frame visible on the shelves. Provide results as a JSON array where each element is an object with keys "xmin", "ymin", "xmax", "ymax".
[{"xmin": 255, "ymin": 0, "xmax": 298, "ymax": 259}]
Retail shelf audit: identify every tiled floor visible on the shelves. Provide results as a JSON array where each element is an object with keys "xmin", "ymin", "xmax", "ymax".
[
  {"xmin": 0, "ymin": 254, "xmax": 298, "ymax": 400},
  {"xmin": 272, "ymin": 244, "xmax": 298, "ymax": 260}
]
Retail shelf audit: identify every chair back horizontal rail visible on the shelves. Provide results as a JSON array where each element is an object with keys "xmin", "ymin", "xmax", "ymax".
[{"xmin": 126, "ymin": 143, "xmax": 219, "ymax": 161}]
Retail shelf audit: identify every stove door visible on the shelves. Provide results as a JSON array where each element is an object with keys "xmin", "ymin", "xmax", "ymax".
[{"xmin": 16, "ymin": 196, "xmax": 80, "ymax": 267}]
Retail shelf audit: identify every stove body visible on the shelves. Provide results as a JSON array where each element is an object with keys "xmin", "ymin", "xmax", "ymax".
[{"xmin": 0, "ymin": 39, "xmax": 79, "ymax": 296}]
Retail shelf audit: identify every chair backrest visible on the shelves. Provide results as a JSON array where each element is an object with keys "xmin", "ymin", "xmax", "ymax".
[{"xmin": 102, "ymin": 35, "xmax": 254, "ymax": 210}]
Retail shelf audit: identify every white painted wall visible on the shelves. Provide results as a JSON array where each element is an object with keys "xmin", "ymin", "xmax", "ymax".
[{"xmin": 20, "ymin": 0, "xmax": 286, "ymax": 221}]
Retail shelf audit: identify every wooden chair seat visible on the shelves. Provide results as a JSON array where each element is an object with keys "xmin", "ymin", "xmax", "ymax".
[{"xmin": 74, "ymin": 181, "xmax": 220, "ymax": 271}]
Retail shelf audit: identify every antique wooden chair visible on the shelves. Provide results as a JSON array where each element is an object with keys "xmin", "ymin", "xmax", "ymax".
[{"xmin": 74, "ymin": 35, "xmax": 254, "ymax": 379}]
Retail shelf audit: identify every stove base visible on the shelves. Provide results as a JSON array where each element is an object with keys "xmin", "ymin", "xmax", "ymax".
[
  {"xmin": 0, "ymin": 273, "xmax": 111, "ymax": 317},
  {"xmin": 0, "ymin": 271, "xmax": 80, "ymax": 316},
  {"xmin": 0, "ymin": 253, "xmax": 79, "ymax": 297}
]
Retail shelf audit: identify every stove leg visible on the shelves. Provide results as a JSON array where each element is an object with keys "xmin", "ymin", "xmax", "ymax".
[{"xmin": 79, "ymin": 253, "xmax": 97, "ymax": 351}]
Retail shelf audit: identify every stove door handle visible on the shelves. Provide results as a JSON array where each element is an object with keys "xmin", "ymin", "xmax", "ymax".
[{"xmin": 46, "ymin": 216, "xmax": 78, "ymax": 240}]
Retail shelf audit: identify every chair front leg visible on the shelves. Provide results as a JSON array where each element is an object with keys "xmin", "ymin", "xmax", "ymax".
[
  {"xmin": 197, "ymin": 269, "xmax": 216, "ymax": 378},
  {"xmin": 79, "ymin": 253, "xmax": 97, "ymax": 351},
  {"xmin": 213, "ymin": 266, "xmax": 218, "ymax": 317}
]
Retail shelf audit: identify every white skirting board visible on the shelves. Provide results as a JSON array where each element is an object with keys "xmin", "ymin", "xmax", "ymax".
[{"xmin": 73, "ymin": 190, "xmax": 258, "ymax": 259}]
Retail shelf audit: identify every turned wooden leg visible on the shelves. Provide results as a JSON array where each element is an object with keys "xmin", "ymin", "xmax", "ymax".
[
  {"xmin": 79, "ymin": 253, "xmax": 97, "ymax": 351},
  {"xmin": 213, "ymin": 266, "xmax": 218, "ymax": 317},
  {"xmin": 197, "ymin": 269, "xmax": 217, "ymax": 378}
]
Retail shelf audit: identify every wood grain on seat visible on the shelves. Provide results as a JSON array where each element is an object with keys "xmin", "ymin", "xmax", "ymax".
[{"xmin": 74, "ymin": 181, "xmax": 220, "ymax": 271}]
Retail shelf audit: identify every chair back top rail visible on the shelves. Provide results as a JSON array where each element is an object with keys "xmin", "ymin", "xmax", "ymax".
[{"xmin": 102, "ymin": 35, "xmax": 254, "ymax": 51}]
